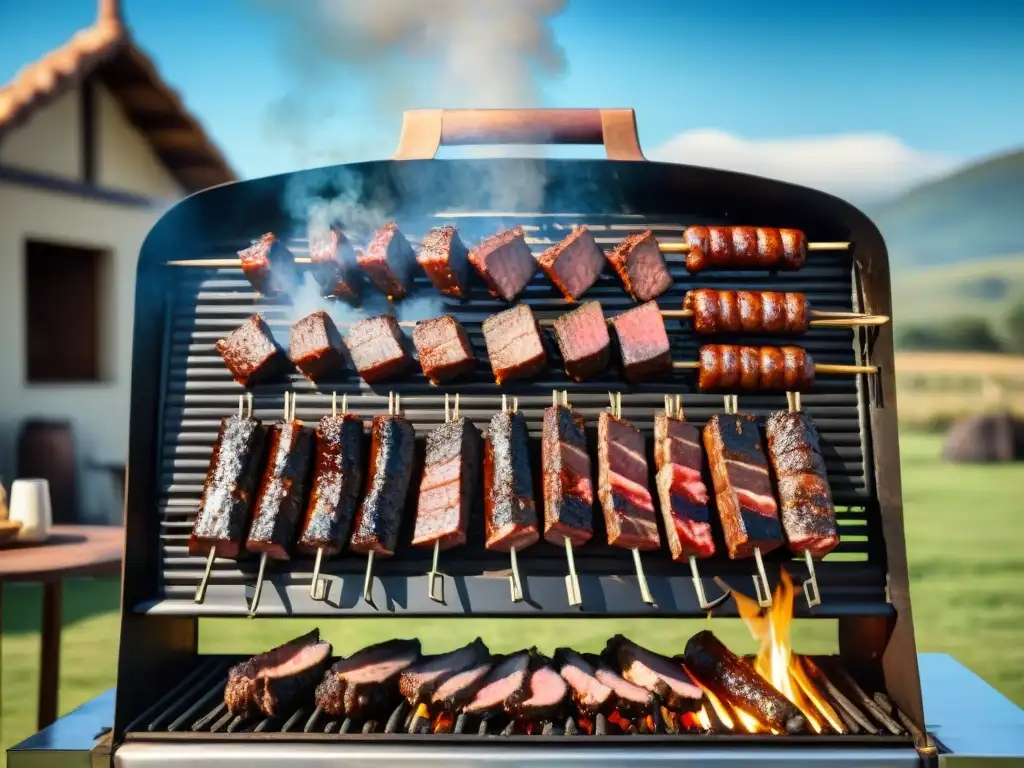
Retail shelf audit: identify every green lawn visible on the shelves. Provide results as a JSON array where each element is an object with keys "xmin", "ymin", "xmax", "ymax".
[{"xmin": 4, "ymin": 431, "xmax": 1024, "ymax": 760}]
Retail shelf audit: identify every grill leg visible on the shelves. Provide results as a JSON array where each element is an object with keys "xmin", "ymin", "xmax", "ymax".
[{"xmin": 38, "ymin": 580, "xmax": 63, "ymax": 730}]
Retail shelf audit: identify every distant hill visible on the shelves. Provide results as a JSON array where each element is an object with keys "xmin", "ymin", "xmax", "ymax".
[{"xmin": 871, "ymin": 148, "xmax": 1024, "ymax": 271}]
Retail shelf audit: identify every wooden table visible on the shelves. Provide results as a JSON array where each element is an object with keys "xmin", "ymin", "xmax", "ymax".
[{"xmin": 0, "ymin": 524, "xmax": 123, "ymax": 731}]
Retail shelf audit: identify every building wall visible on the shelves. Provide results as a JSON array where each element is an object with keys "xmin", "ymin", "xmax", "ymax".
[
  {"xmin": 0, "ymin": 87, "xmax": 81, "ymax": 177},
  {"xmin": 0, "ymin": 83, "xmax": 185, "ymax": 522}
]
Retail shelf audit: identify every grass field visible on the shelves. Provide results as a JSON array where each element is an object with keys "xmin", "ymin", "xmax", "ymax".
[{"xmin": 4, "ymin": 431, "xmax": 1024, "ymax": 761}]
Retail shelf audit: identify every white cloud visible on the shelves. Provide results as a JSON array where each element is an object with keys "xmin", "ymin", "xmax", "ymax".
[{"xmin": 649, "ymin": 129, "xmax": 961, "ymax": 203}]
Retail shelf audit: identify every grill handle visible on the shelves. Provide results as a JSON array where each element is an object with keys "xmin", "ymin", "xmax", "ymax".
[{"xmin": 392, "ymin": 108, "xmax": 646, "ymax": 161}]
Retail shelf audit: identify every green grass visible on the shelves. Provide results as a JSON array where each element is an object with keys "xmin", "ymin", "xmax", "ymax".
[{"xmin": 4, "ymin": 430, "xmax": 1024, "ymax": 760}]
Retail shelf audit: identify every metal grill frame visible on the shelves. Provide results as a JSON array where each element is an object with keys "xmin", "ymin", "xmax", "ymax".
[{"xmin": 115, "ymin": 113, "xmax": 925, "ymax": 755}]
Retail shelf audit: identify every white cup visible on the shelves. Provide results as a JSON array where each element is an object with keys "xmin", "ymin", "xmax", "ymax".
[{"xmin": 9, "ymin": 478, "xmax": 53, "ymax": 543}]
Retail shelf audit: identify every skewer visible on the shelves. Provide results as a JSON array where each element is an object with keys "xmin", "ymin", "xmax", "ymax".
[
  {"xmin": 784, "ymin": 391, "xmax": 823, "ymax": 609},
  {"xmin": 308, "ymin": 392, "xmax": 348, "ymax": 601},
  {"xmin": 501, "ymin": 393, "xmax": 525, "ymax": 603},
  {"xmin": 658, "ymin": 308, "xmax": 889, "ymax": 328},
  {"xmin": 673, "ymin": 360, "xmax": 878, "ymax": 376},
  {"xmin": 427, "ymin": 394, "xmax": 459, "ymax": 604},
  {"xmin": 659, "ymin": 241, "xmax": 850, "ymax": 255},
  {"xmin": 608, "ymin": 391, "xmax": 654, "ymax": 605},
  {"xmin": 363, "ymin": 391, "xmax": 400, "ymax": 605},
  {"xmin": 722, "ymin": 395, "xmax": 772, "ymax": 608},
  {"xmin": 554, "ymin": 389, "xmax": 584, "ymax": 607}
]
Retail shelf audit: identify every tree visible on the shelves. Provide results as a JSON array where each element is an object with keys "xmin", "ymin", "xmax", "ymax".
[
  {"xmin": 897, "ymin": 317, "xmax": 1003, "ymax": 353},
  {"xmin": 1005, "ymin": 301, "xmax": 1024, "ymax": 355}
]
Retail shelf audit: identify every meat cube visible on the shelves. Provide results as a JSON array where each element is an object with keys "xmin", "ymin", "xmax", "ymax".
[
  {"xmin": 357, "ymin": 222, "xmax": 416, "ymax": 300},
  {"xmin": 412, "ymin": 315, "xmax": 476, "ymax": 385},
  {"xmin": 605, "ymin": 230, "xmax": 672, "ymax": 302},
  {"xmin": 216, "ymin": 315, "xmax": 289, "ymax": 387},
  {"xmin": 308, "ymin": 222, "xmax": 363, "ymax": 302},
  {"xmin": 412, "ymin": 417, "xmax": 483, "ymax": 550},
  {"xmin": 552, "ymin": 301, "xmax": 610, "ymax": 381},
  {"xmin": 345, "ymin": 315, "xmax": 412, "ymax": 383},
  {"xmin": 416, "ymin": 224, "xmax": 471, "ymax": 298},
  {"xmin": 238, "ymin": 232, "xmax": 298, "ymax": 297},
  {"xmin": 289, "ymin": 311, "xmax": 346, "ymax": 381},
  {"xmin": 542, "ymin": 405, "xmax": 594, "ymax": 547},
  {"xmin": 482, "ymin": 304, "xmax": 547, "ymax": 385},
  {"xmin": 611, "ymin": 301, "xmax": 671, "ymax": 383},
  {"xmin": 597, "ymin": 413, "xmax": 660, "ymax": 551},
  {"xmin": 536, "ymin": 225, "xmax": 605, "ymax": 301},
  {"xmin": 703, "ymin": 414, "xmax": 784, "ymax": 559},
  {"xmin": 468, "ymin": 227, "xmax": 537, "ymax": 302}
]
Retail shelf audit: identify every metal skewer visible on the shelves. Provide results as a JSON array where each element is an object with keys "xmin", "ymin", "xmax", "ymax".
[
  {"xmin": 554, "ymin": 390, "xmax": 583, "ymax": 607},
  {"xmin": 309, "ymin": 392, "xmax": 348, "ymax": 601},
  {"xmin": 362, "ymin": 391, "xmax": 400, "ymax": 605},
  {"xmin": 609, "ymin": 392, "xmax": 654, "ymax": 605},
  {"xmin": 427, "ymin": 393, "xmax": 459, "ymax": 604},
  {"xmin": 785, "ymin": 390, "xmax": 822, "ymax": 609},
  {"xmin": 501, "ymin": 394, "xmax": 525, "ymax": 603}
]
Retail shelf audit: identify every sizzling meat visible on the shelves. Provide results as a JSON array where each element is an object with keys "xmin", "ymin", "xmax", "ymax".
[
  {"xmin": 611, "ymin": 302, "xmax": 672, "ymax": 383},
  {"xmin": 349, "ymin": 415, "xmax": 416, "ymax": 557},
  {"xmin": 653, "ymin": 412, "xmax": 714, "ymax": 560},
  {"xmin": 412, "ymin": 417, "xmax": 482, "ymax": 550},
  {"xmin": 216, "ymin": 315, "xmax": 289, "ymax": 387},
  {"xmin": 697, "ymin": 345, "xmax": 815, "ymax": 392},
  {"xmin": 357, "ymin": 222, "xmax": 416, "ymax": 300},
  {"xmin": 315, "ymin": 639, "xmax": 421, "ymax": 718},
  {"xmin": 605, "ymin": 230, "xmax": 672, "ymax": 302},
  {"xmin": 683, "ymin": 289, "xmax": 809, "ymax": 335},
  {"xmin": 682, "ymin": 226, "xmax": 806, "ymax": 273},
  {"xmin": 604, "ymin": 635, "xmax": 704, "ymax": 713},
  {"xmin": 703, "ymin": 413, "xmax": 783, "ymax": 559},
  {"xmin": 482, "ymin": 304, "xmax": 547, "ymax": 385},
  {"xmin": 412, "ymin": 315, "xmax": 476, "ymax": 385},
  {"xmin": 297, "ymin": 413, "xmax": 364, "ymax": 556},
  {"xmin": 345, "ymin": 315, "xmax": 413, "ymax": 384},
  {"xmin": 398, "ymin": 638, "xmax": 490, "ymax": 705},
  {"xmin": 506, "ymin": 654, "xmax": 569, "ymax": 722},
  {"xmin": 225, "ymin": 629, "xmax": 331, "ymax": 717},
  {"xmin": 289, "ymin": 311, "xmax": 346, "ymax": 382},
  {"xmin": 597, "ymin": 413, "xmax": 660, "ymax": 551},
  {"xmin": 431, "ymin": 659, "xmax": 495, "ymax": 713},
  {"xmin": 416, "ymin": 225, "xmax": 471, "ymax": 298},
  {"xmin": 554, "ymin": 648, "xmax": 614, "ymax": 716},
  {"xmin": 536, "ymin": 225, "xmax": 605, "ymax": 301},
  {"xmin": 541, "ymin": 405, "xmax": 594, "ymax": 547},
  {"xmin": 464, "ymin": 651, "xmax": 531, "ymax": 719},
  {"xmin": 238, "ymin": 232, "xmax": 297, "ymax": 297},
  {"xmin": 587, "ymin": 655, "xmax": 657, "ymax": 717},
  {"xmin": 484, "ymin": 410, "xmax": 540, "ymax": 552},
  {"xmin": 552, "ymin": 301, "xmax": 610, "ymax": 381},
  {"xmin": 468, "ymin": 227, "xmax": 537, "ymax": 302},
  {"xmin": 308, "ymin": 222, "xmax": 363, "ymax": 302}
]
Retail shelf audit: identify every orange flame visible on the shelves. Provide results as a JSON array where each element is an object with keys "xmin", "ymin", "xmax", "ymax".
[
  {"xmin": 431, "ymin": 710, "xmax": 454, "ymax": 734},
  {"xmin": 734, "ymin": 569, "xmax": 843, "ymax": 734},
  {"xmin": 576, "ymin": 715, "xmax": 594, "ymax": 735},
  {"xmin": 693, "ymin": 707, "xmax": 712, "ymax": 731}
]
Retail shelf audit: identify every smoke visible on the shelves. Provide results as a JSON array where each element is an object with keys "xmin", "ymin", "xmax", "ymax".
[{"xmin": 253, "ymin": 0, "xmax": 569, "ymax": 166}]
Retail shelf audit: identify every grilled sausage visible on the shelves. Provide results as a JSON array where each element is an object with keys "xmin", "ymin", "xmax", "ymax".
[
  {"xmin": 683, "ymin": 226, "xmax": 807, "ymax": 273},
  {"xmin": 697, "ymin": 345, "xmax": 815, "ymax": 392}
]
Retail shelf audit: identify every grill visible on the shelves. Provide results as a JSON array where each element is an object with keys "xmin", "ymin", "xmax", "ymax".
[{"xmin": 113, "ymin": 108, "xmax": 932, "ymax": 766}]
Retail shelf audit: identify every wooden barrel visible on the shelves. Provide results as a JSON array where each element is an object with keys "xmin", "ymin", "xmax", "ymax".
[{"xmin": 17, "ymin": 420, "xmax": 79, "ymax": 524}]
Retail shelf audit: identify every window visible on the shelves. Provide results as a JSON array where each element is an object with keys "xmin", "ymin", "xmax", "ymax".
[{"xmin": 24, "ymin": 240, "xmax": 110, "ymax": 383}]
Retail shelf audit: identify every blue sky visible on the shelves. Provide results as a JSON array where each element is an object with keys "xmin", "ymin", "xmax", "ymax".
[{"xmin": 1, "ymin": 0, "xmax": 1022, "ymax": 200}]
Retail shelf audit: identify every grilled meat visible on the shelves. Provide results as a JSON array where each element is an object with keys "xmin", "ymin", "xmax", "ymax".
[
  {"xmin": 604, "ymin": 635, "xmax": 703, "ymax": 713},
  {"xmin": 484, "ymin": 409, "xmax": 539, "ymax": 552},
  {"xmin": 412, "ymin": 315, "xmax": 476, "ymax": 385},
  {"xmin": 412, "ymin": 417, "xmax": 482, "ymax": 550},
  {"xmin": 464, "ymin": 651, "xmax": 531, "ymax": 719},
  {"xmin": 357, "ymin": 222, "xmax": 416, "ymax": 300},
  {"xmin": 297, "ymin": 414, "xmax": 364, "ymax": 556},
  {"xmin": 289, "ymin": 311, "xmax": 346, "ymax": 382},
  {"xmin": 246, "ymin": 419, "xmax": 316, "ymax": 561},
  {"xmin": 536, "ymin": 225, "xmax": 605, "ymax": 301},
  {"xmin": 683, "ymin": 226, "xmax": 806, "ymax": 273},
  {"xmin": 611, "ymin": 302, "xmax": 672, "ymax": 383},
  {"xmin": 653, "ymin": 411, "xmax": 714, "ymax": 560},
  {"xmin": 703, "ymin": 413, "xmax": 783, "ymax": 559},
  {"xmin": 506, "ymin": 654, "xmax": 569, "ymax": 722},
  {"xmin": 554, "ymin": 648, "xmax": 614, "ymax": 716},
  {"xmin": 697, "ymin": 344, "xmax": 815, "ymax": 392},
  {"xmin": 683, "ymin": 630, "xmax": 810, "ymax": 734},
  {"xmin": 765, "ymin": 410, "xmax": 840, "ymax": 558},
  {"xmin": 482, "ymin": 304, "xmax": 547, "ymax": 384},
  {"xmin": 683, "ymin": 289, "xmax": 809, "ymax": 335},
  {"xmin": 315, "ymin": 639, "xmax": 421, "ymax": 718},
  {"xmin": 585, "ymin": 654, "xmax": 657, "ymax": 718},
  {"xmin": 417, "ymin": 224, "xmax": 471, "ymax": 298},
  {"xmin": 308, "ymin": 222, "xmax": 363, "ymax": 302},
  {"xmin": 431, "ymin": 658, "xmax": 495, "ymax": 713},
  {"xmin": 605, "ymin": 230, "xmax": 672, "ymax": 302},
  {"xmin": 597, "ymin": 413, "xmax": 660, "ymax": 551},
  {"xmin": 190, "ymin": 413, "xmax": 267, "ymax": 559},
  {"xmin": 541, "ymin": 404, "xmax": 594, "ymax": 547},
  {"xmin": 225, "ymin": 629, "xmax": 331, "ymax": 717},
  {"xmin": 468, "ymin": 227, "xmax": 537, "ymax": 302},
  {"xmin": 345, "ymin": 315, "xmax": 413, "ymax": 384},
  {"xmin": 552, "ymin": 301, "xmax": 610, "ymax": 381},
  {"xmin": 349, "ymin": 415, "xmax": 416, "ymax": 557},
  {"xmin": 238, "ymin": 232, "xmax": 297, "ymax": 297},
  {"xmin": 216, "ymin": 315, "xmax": 289, "ymax": 387},
  {"xmin": 399, "ymin": 638, "xmax": 490, "ymax": 705}
]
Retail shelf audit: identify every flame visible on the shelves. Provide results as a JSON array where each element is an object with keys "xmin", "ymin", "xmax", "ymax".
[
  {"xmin": 607, "ymin": 710, "xmax": 630, "ymax": 731},
  {"xmin": 431, "ymin": 710, "xmax": 454, "ymax": 734},
  {"xmin": 699, "ymin": 684, "xmax": 736, "ymax": 731},
  {"xmin": 693, "ymin": 707, "xmax": 712, "ymax": 731},
  {"xmin": 576, "ymin": 715, "xmax": 594, "ymax": 735},
  {"xmin": 524, "ymin": 721, "xmax": 535, "ymax": 736},
  {"xmin": 735, "ymin": 569, "xmax": 844, "ymax": 734}
]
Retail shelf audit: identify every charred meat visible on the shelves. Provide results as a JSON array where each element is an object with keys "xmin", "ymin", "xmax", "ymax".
[
  {"xmin": 604, "ymin": 635, "xmax": 703, "ymax": 713},
  {"xmin": 345, "ymin": 315, "xmax": 413, "ymax": 384},
  {"xmin": 412, "ymin": 315, "xmax": 476, "ymax": 385},
  {"xmin": 399, "ymin": 638, "xmax": 490, "ymax": 705},
  {"xmin": 412, "ymin": 417, "xmax": 482, "ymax": 550},
  {"xmin": 682, "ymin": 226, "xmax": 806, "ymax": 273},
  {"xmin": 542, "ymin": 404, "xmax": 593, "ymax": 547},
  {"xmin": 586, "ymin": 654, "xmax": 658, "ymax": 718},
  {"xmin": 611, "ymin": 302, "xmax": 672, "ymax": 383},
  {"xmin": 238, "ymin": 232, "xmax": 297, "ymax": 297},
  {"xmin": 653, "ymin": 411, "xmax": 714, "ymax": 560},
  {"xmin": 349, "ymin": 414, "xmax": 416, "ymax": 557},
  {"xmin": 190, "ymin": 413, "xmax": 267, "ymax": 560},
  {"xmin": 552, "ymin": 301, "xmax": 610, "ymax": 381},
  {"xmin": 697, "ymin": 345, "xmax": 815, "ymax": 392},
  {"xmin": 431, "ymin": 658, "xmax": 495, "ymax": 713},
  {"xmin": 482, "ymin": 304, "xmax": 547, "ymax": 385},
  {"xmin": 417, "ymin": 224, "xmax": 472, "ymax": 298},
  {"xmin": 225, "ymin": 629, "xmax": 331, "ymax": 717},
  {"xmin": 468, "ymin": 227, "xmax": 537, "ymax": 302},
  {"xmin": 536, "ymin": 225, "xmax": 605, "ymax": 301},
  {"xmin": 297, "ymin": 413, "xmax": 364, "ymax": 556},
  {"xmin": 315, "ymin": 638, "xmax": 421, "ymax": 718},
  {"xmin": 357, "ymin": 222, "xmax": 416, "ymax": 300},
  {"xmin": 554, "ymin": 648, "xmax": 614, "ymax": 716},
  {"xmin": 683, "ymin": 289, "xmax": 810, "ymax": 335},
  {"xmin": 597, "ymin": 412, "xmax": 660, "ymax": 551},
  {"xmin": 506, "ymin": 653, "xmax": 569, "ymax": 722},
  {"xmin": 464, "ymin": 651, "xmax": 531, "ymax": 719},
  {"xmin": 216, "ymin": 315, "xmax": 289, "ymax": 387},
  {"xmin": 308, "ymin": 221, "xmax": 363, "ymax": 302},
  {"xmin": 289, "ymin": 311, "xmax": 346, "ymax": 382},
  {"xmin": 484, "ymin": 409, "xmax": 539, "ymax": 552},
  {"xmin": 605, "ymin": 230, "xmax": 672, "ymax": 302}
]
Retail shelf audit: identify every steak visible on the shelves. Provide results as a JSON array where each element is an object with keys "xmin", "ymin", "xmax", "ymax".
[
  {"xmin": 225, "ymin": 630, "xmax": 331, "ymax": 717},
  {"xmin": 552, "ymin": 301, "xmax": 610, "ymax": 381},
  {"xmin": 604, "ymin": 635, "xmax": 704, "ymax": 713},
  {"xmin": 605, "ymin": 230, "xmax": 672, "ymax": 302},
  {"xmin": 611, "ymin": 301, "xmax": 672, "ymax": 383},
  {"xmin": 468, "ymin": 227, "xmax": 537, "ymax": 302},
  {"xmin": 412, "ymin": 315, "xmax": 476, "ymax": 385},
  {"xmin": 431, "ymin": 659, "xmax": 494, "ymax": 713},
  {"xmin": 506, "ymin": 654, "xmax": 569, "ymax": 722},
  {"xmin": 357, "ymin": 222, "xmax": 415, "ymax": 300},
  {"xmin": 416, "ymin": 224, "xmax": 471, "ymax": 298},
  {"xmin": 554, "ymin": 648, "xmax": 614, "ymax": 716},
  {"xmin": 541, "ymin": 404, "xmax": 594, "ymax": 547},
  {"xmin": 654, "ymin": 412, "xmax": 715, "ymax": 560},
  {"xmin": 238, "ymin": 232, "xmax": 297, "ymax": 297},
  {"xmin": 585, "ymin": 654, "xmax": 657, "ymax": 718},
  {"xmin": 484, "ymin": 409, "xmax": 539, "ymax": 552},
  {"xmin": 536, "ymin": 225, "xmax": 605, "ymax": 301},
  {"xmin": 345, "ymin": 315, "xmax": 413, "ymax": 383},
  {"xmin": 482, "ymin": 304, "xmax": 547, "ymax": 384},
  {"xmin": 289, "ymin": 311, "xmax": 346, "ymax": 381},
  {"xmin": 308, "ymin": 222, "xmax": 363, "ymax": 302},
  {"xmin": 216, "ymin": 315, "xmax": 289, "ymax": 387},
  {"xmin": 314, "ymin": 638, "xmax": 421, "ymax": 718},
  {"xmin": 349, "ymin": 415, "xmax": 416, "ymax": 557},
  {"xmin": 399, "ymin": 638, "xmax": 490, "ymax": 705},
  {"xmin": 412, "ymin": 417, "xmax": 482, "ymax": 550},
  {"xmin": 597, "ymin": 413, "xmax": 660, "ymax": 551},
  {"xmin": 464, "ymin": 651, "xmax": 531, "ymax": 719}
]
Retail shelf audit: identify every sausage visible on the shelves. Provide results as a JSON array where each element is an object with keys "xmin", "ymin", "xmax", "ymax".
[
  {"xmin": 696, "ymin": 345, "xmax": 815, "ymax": 392},
  {"xmin": 683, "ymin": 290, "xmax": 810, "ymax": 335},
  {"xmin": 683, "ymin": 631, "xmax": 810, "ymax": 734},
  {"xmin": 682, "ymin": 227, "xmax": 808, "ymax": 273}
]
